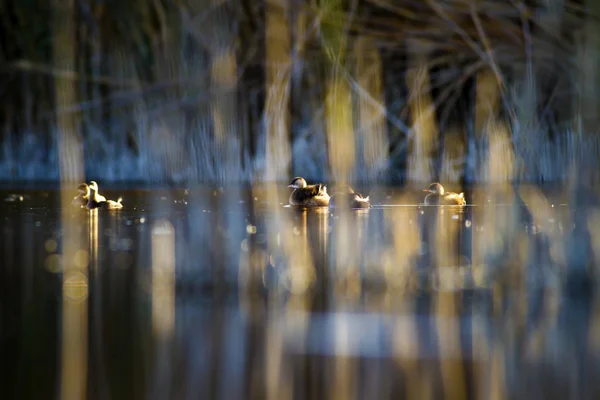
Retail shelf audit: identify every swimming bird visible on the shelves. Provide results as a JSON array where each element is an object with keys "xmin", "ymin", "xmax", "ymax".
[
  {"xmin": 86, "ymin": 185, "xmax": 123, "ymax": 210},
  {"xmin": 88, "ymin": 181, "xmax": 106, "ymax": 203},
  {"xmin": 288, "ymin": 177, "xmax": 330, "ymax": 207},
  {"xmin": 72, "ymin": 183, "xmax": 90, "ymax": 208},
  {"xmin": 423, "ymin": 183, "xmax": 466, "ymax": 206},
  {"xmin": 329, "ymin": 186, "xmax": 371, "ymax": 209}
]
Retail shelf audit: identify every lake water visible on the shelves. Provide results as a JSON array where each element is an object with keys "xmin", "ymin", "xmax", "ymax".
[{"xmin": 2, "ymin": 184, "xmax": 599, "ymax": 399}]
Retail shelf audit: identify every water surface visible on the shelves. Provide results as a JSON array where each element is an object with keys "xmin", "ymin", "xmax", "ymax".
[{"xmin": 1, "ymin": 184, "xmax": 599, "ymax": 399}]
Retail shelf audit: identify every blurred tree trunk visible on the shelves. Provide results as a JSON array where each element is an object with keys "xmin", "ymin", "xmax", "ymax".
[
  {"xmin": 579, "ymin": 0, "xmax": 600, "ymax": 135},
  {"xmin": 3, "ymin": 104, "xmax": 15, "ymax": 175},
  {"xmin": 536, "ymin": 0, "xmax": 565, "ymax": 124},
  {"xmin": 485, "ymin": 121, "xmax": 514, "ymax": 182},
  {"xmin": 183, "ymin": 0, "xmax": 240, "ymax": 181},
  {"xmin": 475, "ymin": 70, "xmax": 514, "ymax": 182},
  {"xmin": 325, "ymin": 72, "xmax": 355, "ymax": 182},
  {"xmin": 406, "ymin": 39, "xmax": 437, "ymax": 183},
  {"xmin": 108, "ymin": 51, "xmax": 132, "ymax": 177},
  {"xmin": 264, "ymin": 0, "xmax": 291, "ymax": 181},
  {"xmin": 321, "ymin": 0, "xmax": 355, "ymax": 183},
  {"xmin": 291, "ymin": 0, "xmax": 308, "ymax": 91},
  {"xmin": 512, "ymin": 0, "xmax": 565, "ymax": 180},
  {"xmin": 179, "ymin": 0, "xmax": 212, "ymax": 181},
  {"xmin": 76, "ymin": 3, "xmax": 88, "ymax": 142},
  {"xmin": 53, "ymin": 0, "xmax": 83, "ymax": 185},
  {"xmin": 207, "ymin": 1, "xmax": 241, "ymax": 182},
  {"xmin": 474, "ymin": 69, "xmax": 500, "ymax": 138},
  {"xmin": 90, "ymin": 0, "xmax": 105, "ymax": 143},
  {"xmin": 290, "ymin": 1, "xmax": 328, "ymax": 179},
  {"xmin": 353, "ymin": 37, "xmax": 388, "ymax": 183},
  {"xmin": 52, "ymin": 1, "xmax": 87, "ymax": 400},
  {"xmin": 440, "ymin": 126, "xmax": 466, "ymax": 184},
  {"xmin": 22, "ymin": 73, "xmax": 33, "ymax": 134}
]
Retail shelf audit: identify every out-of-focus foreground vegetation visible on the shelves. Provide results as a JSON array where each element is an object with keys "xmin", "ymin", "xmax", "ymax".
[{"xmin": 0, "ymin": 0, "xmax": 598, "ymax": 184}]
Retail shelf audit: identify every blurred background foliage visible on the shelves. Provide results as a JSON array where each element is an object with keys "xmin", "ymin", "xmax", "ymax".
[{"xmin": 0, "ymin": 0, "xmax": 598, "ymax": 184}]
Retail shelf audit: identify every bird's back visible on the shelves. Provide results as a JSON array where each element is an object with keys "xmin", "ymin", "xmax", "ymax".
[
  {"xmin": 290, "ymin": 184, "xmax": 330, "ymax": 206},
  {"xmin": 424, "ymin": 192, "xmax": 465, "ymax": 206},
  {"xmin": 330, "ymin": 192, "xmax": 370, "ymax": 209},
  {"xmin": 444, "ymin": 192, "xmax": 466, "ymax": 205}
]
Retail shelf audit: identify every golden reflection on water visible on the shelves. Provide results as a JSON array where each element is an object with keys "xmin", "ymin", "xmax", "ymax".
[
  {"xmin": 151, "ymin": 219, "xmax": 176, "ymax": 338},
  {"xmin": 60, "ymin": 196, "xmax": 89, "ymax": 400},
  {"xmin": 150, "ymin": 218, "xmax": 176, "ymax": 398}
]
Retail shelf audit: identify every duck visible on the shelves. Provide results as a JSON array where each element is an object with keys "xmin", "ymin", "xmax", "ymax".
[
  {"xmin": 86, "ymin": 183, "xmax": 123, "ymax": 210},
  {"xmin": 423, "ymin": 182, "xmax": 466, "ymax": 206},
  {"xmin": 329, "ymin": 185, "xmax": 371, "ymax": 209},
  {"xmin": 72, "ymin": 183, "xmax": 90, "ymax": 208},
  {"xmin": 288, "ymin": 177, "xmax": 330, "ymax": 207},
  {"xmin": 88, "ymin": 181, "xmax": 107, "ymax": 203}
]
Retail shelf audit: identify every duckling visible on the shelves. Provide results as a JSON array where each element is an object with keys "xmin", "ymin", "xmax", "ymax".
[
  {"xmin": 72, "ymin": 183, "xmax": 90, "ymax": 208},
  {"xmin": 86, "ymin": 185, "xmax": 123, "ymax": 210},
  {"xmin": 288, "ymin": 177, "xmax": 330, "ymax": 207},
  {"xmin": 104, "ymin": 197, "xmax": 123, "ymax": 210},
  {"xmin": 329, "ymin": 186, "xmax": 371, "ymax": 209},
  {"xmin": 423, "ymin": 182, "xmax": 466, "ymax": 206},
  {"xmin": 88, "ymin": 181, "xmax": 106, "ymax": 203}
]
